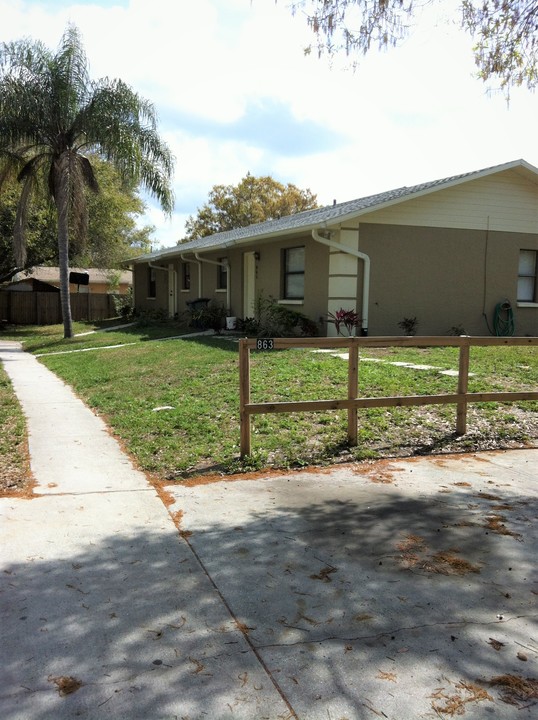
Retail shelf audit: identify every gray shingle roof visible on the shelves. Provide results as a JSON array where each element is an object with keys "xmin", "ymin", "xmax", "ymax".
[{"xmin": 133, "ymin": 158, "xmax": 535, "ymax": 263}]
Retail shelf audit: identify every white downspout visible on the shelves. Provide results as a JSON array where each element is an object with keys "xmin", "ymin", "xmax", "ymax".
[
  {"xmin": 311, "ymin": 228, "xmax": 370, "ymax": 336},
  {"xmin": 194, "ymin": 253, "xmax": 231, "ymax": 312}
]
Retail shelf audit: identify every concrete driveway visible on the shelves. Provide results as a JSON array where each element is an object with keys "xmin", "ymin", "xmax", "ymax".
[{"xmin": 166, "ymin": 451, "xmax": 538, "ymax": 719}]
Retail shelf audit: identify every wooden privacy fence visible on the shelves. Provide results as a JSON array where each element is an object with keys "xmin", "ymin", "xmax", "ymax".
[
  {"xmin": 239, "ymin": 335, "xmax": 538, "ymax": 457},
  {"xmin": 0, "ymin": 291, "xmax": 119, "ymax": 325}
]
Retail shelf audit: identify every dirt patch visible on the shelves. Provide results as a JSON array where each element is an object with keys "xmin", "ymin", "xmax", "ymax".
[
  {"xmin": 353, "ymin": 459, "xmax": 405, "ymax": 484},
  {"xmin": 430, "ymin": 679, "xmax": 493, "ymax": 715},
  {"xmin": 179, "ymin": 469, "xmax": 286, "ymax": 487},
  {"xmin": 397, "ymin": 535, "xmax": 480, "ymax": 575},
  {"xmin": 48, "ymin": 675, "xmax": 83, "ymax": 696},
  {"xmin": 369, "ymin": 470, "xmax": 397, "ymax": 484},
  {"xmin": 397, "ymin": 534, "xmax": 426, "ymax": 553},
  {"xmin": 310, "ymin": 566, "xmax": 337, "ymax": 583},
  {"xmin": 488, "ymin": 674, "xmax": 538, "ymax": 707},
  {"xmin": 474, "ymin": 492, "xmax": 503, "ymax": 501},
  {"xmin": 422, "ymin": 552, "xmax": 480, "ymax": 575},
  {"xmin": 484, "ymin": 514, "xmax": 521, "ymax": 538}
]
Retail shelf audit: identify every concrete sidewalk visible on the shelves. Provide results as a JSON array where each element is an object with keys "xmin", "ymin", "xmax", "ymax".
[
  {"xmin": 1, "ymin": 339, "xmax": 537, "ymax": 719},
  {"xmin": 0, "ymin": 341, "xmax": 292, "ymax": 720}
]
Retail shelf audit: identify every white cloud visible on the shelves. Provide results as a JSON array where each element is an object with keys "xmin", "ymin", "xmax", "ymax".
[{"xmin": 1, "ymin": 0, "xmax": 537, "ymax": 247}]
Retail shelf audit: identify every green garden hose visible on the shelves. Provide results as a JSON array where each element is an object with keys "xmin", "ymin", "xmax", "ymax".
[{"xmin": 493, "ymin": 300, "xmax": 514, "ymax": 336}]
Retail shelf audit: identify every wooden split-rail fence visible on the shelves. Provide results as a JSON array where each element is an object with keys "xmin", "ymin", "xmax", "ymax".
[{"xmin": 238, "ymin": 335, "xmax": 538, "ymax": 458}]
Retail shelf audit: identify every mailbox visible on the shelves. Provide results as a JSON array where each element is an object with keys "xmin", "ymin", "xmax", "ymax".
[{"xmin": 69, "ymin": 271, "xmax": 89, "ymax": 286}]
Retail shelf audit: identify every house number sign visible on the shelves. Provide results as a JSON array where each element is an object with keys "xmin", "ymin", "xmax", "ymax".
[{"xmin": 256, "ymin": 339, "xmax": 275, "ymax": 351}]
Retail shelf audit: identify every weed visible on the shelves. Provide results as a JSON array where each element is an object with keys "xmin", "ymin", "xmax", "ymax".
[{"xmin": 397, "ymin": 316, "xmax": 418, "ymax": 335}]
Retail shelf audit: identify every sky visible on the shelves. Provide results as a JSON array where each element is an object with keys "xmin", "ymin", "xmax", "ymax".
[{"xmin": 1, "ymin": 0, "xmax": 537, "ymax": 248}]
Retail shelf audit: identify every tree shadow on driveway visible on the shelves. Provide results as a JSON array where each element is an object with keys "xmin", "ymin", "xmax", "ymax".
[
  {"xmin": 0, "ymin": 494, "xmax": 292, "ymax": 720},
  {"xmin": 172, "ymin": 459, "xmax": 538, "ymax": 719},
  {"xmin": 1, "ymin": 455, "xmax": 536, "ymax": 720}
]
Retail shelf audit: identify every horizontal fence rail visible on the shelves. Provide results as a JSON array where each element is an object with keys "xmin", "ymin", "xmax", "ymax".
[{"xmin": 238, "ymin": 336, "xmax": 538, "ymax": 458}]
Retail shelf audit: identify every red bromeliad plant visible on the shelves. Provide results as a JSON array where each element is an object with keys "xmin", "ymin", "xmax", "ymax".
[{"xmin": 327, "ymin": 308, "xmax": 361, "ymax": 336}]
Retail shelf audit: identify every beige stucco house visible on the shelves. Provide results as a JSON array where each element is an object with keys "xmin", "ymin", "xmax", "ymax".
[
  {"xmin": 7, "ymin": 266, "xmax": 132, "ymax": 294},
  {"xmin": 130, "ymin": 159, "xmax": 538, "ymax": 337}
]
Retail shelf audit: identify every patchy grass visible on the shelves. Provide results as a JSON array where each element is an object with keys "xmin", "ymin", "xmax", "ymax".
[
  {"xmin": 2, "ymin": 323, "xmax": 537, "ymax": 481},
  {"xmin": 0, "ymin": 364, "xmax": 31, "ymax": 493}
]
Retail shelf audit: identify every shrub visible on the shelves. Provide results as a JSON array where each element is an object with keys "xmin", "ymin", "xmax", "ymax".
[
  {"xmin": 113, "ymin": 287, "xmax": 133, "ymax": 319},
  {"xmin": 239, "ymin": 295, "xmax": 318, "ymax": 338},
  {"xmin": 327, "ymin": 308, "xmax": 361, "ymax": 336},
  {"xmin": 134, "ymin": 307, "xmax": 170, "ymax": 325},
  {"xmin": 398, "ymin": 316, "xmax": 418, "ymax": 336},
  {"xmin": 191, "ymin": 302, "xmax": 227, "ymax": 333}
]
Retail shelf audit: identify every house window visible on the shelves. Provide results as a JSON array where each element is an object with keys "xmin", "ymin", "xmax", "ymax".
[
  {"xmin": 182, "ymin": 262, "xmax": 191, "ymax": 291},
  {"xmin": 518, "ymin": 250, "xmax": 537, "ymax": 302},
  {"xmin": 148, "ymin": 267, "xmax": 156, "ymax": 298},
  {"xmin": 217, "ymin": 258, "xmax": 228, "ymax": 290},
  {"xmin": 283, "ymin": 246, "xmax": 305, "ymax": 300}
]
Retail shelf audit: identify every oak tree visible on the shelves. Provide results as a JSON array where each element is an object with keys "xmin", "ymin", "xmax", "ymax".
[
  {"xmin": 288, "ymin": 0, "xmax": 538, "ymax": 93},
  {"xmin": 0, "ymin": 156, "xmax": 154, "ymax": 282},
  {"xmin": 183, "ymin": 173, "xmax": 318, "ymax": 240}
]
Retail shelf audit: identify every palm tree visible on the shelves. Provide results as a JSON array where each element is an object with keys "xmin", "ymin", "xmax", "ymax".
[{"xmin": 0, "ymin": 24, "xmax": 174, "ymax": 337}]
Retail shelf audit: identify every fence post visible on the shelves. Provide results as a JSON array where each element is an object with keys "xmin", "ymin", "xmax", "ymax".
[
  {"xmin": 347, "ymin": 338, "xmax": 359, "ymax": 445},
  {"xmin": 456, "ymin": 337, "xmax": 470, "ymax": 434},
  {"xmin": 239, "ymin": 339, "xmax": 251, "ymax": 457}
]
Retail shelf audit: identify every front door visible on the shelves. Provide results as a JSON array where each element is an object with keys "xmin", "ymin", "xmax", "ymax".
[
  {"xmin": 168, "ymin": 264, "xmax": 177, "ymax": 318},
  {"xmin": 243, "ymin": 252, "xmax": 256, "ymax": 318}
]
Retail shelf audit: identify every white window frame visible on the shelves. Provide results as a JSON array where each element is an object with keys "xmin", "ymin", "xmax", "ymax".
[
  {"xmin": 282, "ymin": 246, "xmax": 305, "ymax": 301},
  {"xmin": 517, "ymin": 249, "xmax": 537, "ymax": 304}
]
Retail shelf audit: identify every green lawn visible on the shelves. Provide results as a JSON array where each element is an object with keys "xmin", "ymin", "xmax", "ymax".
[{"xmin": 2, "ymin": 321, "xmax": 537, "ymax": 485}]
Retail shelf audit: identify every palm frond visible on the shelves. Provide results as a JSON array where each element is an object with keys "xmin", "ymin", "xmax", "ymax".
[
  {"xmin": 13, "ymin": 173, "xmax": 35, "ymax": 267},
  {"xmin": 1, "ymin": 20, "xmax": 175, "ymax": 305},
  {"xmin": 77, "ymin": 154, "xmax": 99, "ymax": 194}
]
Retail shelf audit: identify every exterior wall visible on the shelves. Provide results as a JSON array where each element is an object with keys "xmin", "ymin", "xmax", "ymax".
[
  {"xmin": 357, "ymin": 223, "xmax": 538, "ymax": 336},
  {"xmin": 133, "ymin": 237, "xmax": 330, "ymax": 329},
  {"xmin": 81, "ymin": 281, "xmax": 131, "ymax": 294},
  {"xmin": 132, "ymin": 168, "xmax": 538, "ymax": 335},
  {"xmin": 362, "ymin": 169, "xmax": 538, "ymax": 234},
  {"xmin": 134, "ymin": 222, "xmax": 538, "ymax": 335},
  {"xmin": 251, "ymin": 234, "xmax": 329, "ymax": 329},
  {"xmin": 133, "ymin": 262, "xmax": 169, "ymax": 313}
]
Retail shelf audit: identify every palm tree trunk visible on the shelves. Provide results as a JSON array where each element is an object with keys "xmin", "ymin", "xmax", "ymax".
[{"xmin": 56, "ymin": 154, "xmax": 73, "ymax": 339}]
